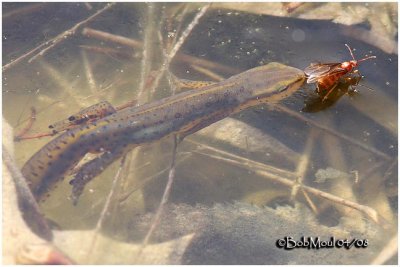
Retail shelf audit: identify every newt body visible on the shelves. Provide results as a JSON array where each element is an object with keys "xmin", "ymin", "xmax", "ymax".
[{"xmin": 21, "ymin": 62, "xmax": 305, "ymax": 203}]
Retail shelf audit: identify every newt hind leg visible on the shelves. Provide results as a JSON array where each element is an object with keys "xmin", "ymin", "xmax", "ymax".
[
  {"xmin": 69, "ymin": 144, "xmax": 132, "ymax": 205},
  {"xmin": 171, "ymin": 74, "xmax": 217, "ymax": 91}
]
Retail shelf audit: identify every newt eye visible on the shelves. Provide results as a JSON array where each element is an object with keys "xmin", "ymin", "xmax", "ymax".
[{"xmin": 68, "ymin": 116, "xmax": 76, "ymax": 121}]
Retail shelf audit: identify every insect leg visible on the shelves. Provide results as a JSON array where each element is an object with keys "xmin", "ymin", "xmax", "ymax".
[{"xmin": 322, "ymin": 82, "xmax": 339, "ymax": 102}]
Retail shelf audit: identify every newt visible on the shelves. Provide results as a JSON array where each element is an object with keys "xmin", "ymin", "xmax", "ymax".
[{"xmin": 21, "ymin": 62, "xmax": 305, "ymax": 205}]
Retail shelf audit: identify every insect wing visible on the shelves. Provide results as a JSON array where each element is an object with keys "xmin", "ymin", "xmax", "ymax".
[
  {"xmin": 304, "ymin": 63, "xmax": 330, "ymax": 75},
  {"xmin": 304, "ymin": 63, "xmax": 344, "ymax": 83}
]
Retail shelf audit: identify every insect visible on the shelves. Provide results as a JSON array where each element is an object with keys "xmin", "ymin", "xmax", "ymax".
[{"xmin": 304, "ymin": 44, "xmax": 376, "ymax": 101}]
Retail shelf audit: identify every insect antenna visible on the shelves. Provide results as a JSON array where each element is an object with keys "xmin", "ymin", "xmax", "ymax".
[
  {"xmin": 345, "ymin": 43, "xmax": 356, "ymax": 60},
  {"xmin": 345, "ymin": 43, "xmax": 376, "ymax": 63},
  {"xmin": 357, "ymin": 55, "xmax": 377, "ymax": 63}
]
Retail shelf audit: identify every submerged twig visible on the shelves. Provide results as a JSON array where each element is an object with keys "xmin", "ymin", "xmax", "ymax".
[
  {"xmin": 136, "ymin": 3, "xmax": 159, "ymax": 103},
  {"xmin": 370, "ymin": 234, "xmax": 397, "ymax": 264},
  {"xmin": 79, "ymin": 45, "xmax": 136, "ymax": 61},
  {"xmin": 190, "ymin": 64, "xmax": 225, "ymax": 81},
  {"xmin": 141, "ymin": 136, "xmax": 179, "ymax": 247},
  {"xmin": 87, "ymin": 155, "xmax": 127, "ymax": 262},
  {"xmin": 300, "ymin": 181, "xmax": 390, "ymax": 228},
  {"xmin": 14, "ymin": 89, "xmax": 40, "ymax": 128},
  {"xmin": 274, "ymin": 104, "xmax": 391, "ymax": 160},
  {"xmin": 2, "ymin": 3, "xmax": 115, "ymax": 72},
  {"xmin": 165, "ymin": 4, "xmax": 190, "ymax": 51},
  {"xmin": 81, "ymin": 26, "xmax": 239, "ymax": 75},
  {"xmin": 321, "ymin": 131, "xmax": 365, "ymax": 224},
  {"xmin": 82, "ymin": 27, "xmax": 142, "ymax": 47},
  {"xmin": 301, "ymin": 188, "xmax": 319, "ymax": 214},
  {"xmin": 14, "ymin": 107, "xmax": 36, "ymax": 141},
  {"xmin": 189, "ymin": 138, "xmax": 390, "ymax": 227},
  {"xmin": 139, "ymin": 5, "xmax": 211, "ymax": 245},
  {"xmin": 3, "ymin": 3, "xmax": 46, "ymax": 20},
  {"xmin": 291, "ymin": 129, "xmax": 318, "ymax": 200},
  {"xmin": 139, "ymin": 6, "xmax": 210, "ymax": 246},
  {"xmin": 169, "ymin": 5, "xmax": 210, "ymax": 64},
  {"xmin": 81, "ymin": 50, "xmax": 99, "ymax": 102},
  {"xmin": 13, "ymin": 132, "xmax": 54, "ymax": 141},
  {"xmin": 148, "ymin": 4, "xmax": 211, "ymax": 96},
  {"xmin": 188, "ymin": 139, "xmax": 297, "ymax": 179},
  {"xmin": 84, "ymin": 2, "xmax": 93, "ymax": 11},
  {"xmin": 115, "ymin": 100, "xmax": 138, "ymax": 111},
  {"xmin": 80, "ymin": 81, "xmax": 118, "ymax": 101},
  {"xmin": 115, "ymin": 4, "xmax": 165, "ymax": 225},
  {"xmin": 118, "ymin": 152, "xmax": 192, "ymax": 203},
  {"xmin": 382, "ymin": 157, "xmax": 397, "ymax": 181},
  {"xmin": 13, "ymin": 100, "xmax": 63, "ymax": 129},
  {"xmin": 359, "ymin": 161, "xmax": 384, "ymax": 184},
  {"xmin": 29, "ymin": 3, "xmax": 115, "ymax": 63},
  {"xmin": 38, "ymin": 60, "xmax": 85, "ymax": 108}
]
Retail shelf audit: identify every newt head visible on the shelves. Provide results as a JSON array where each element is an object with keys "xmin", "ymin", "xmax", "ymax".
[{"xmin": 235, "ymin": 62, "xmax": 306, "ymax": 105}]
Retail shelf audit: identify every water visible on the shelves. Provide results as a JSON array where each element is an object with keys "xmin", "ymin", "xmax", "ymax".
[{"xmin": 3, "ymin": 3, "xmax": 397, "ymax": 264}]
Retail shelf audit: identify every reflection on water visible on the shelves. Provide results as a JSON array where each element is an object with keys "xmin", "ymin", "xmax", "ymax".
[
  {"xmin": 3, "ymin": 2, "xmax": 398, "ymax": 264},
  {"xmin": 302, "ymin": 73, "xmax": 362, "ymax": 113}
]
